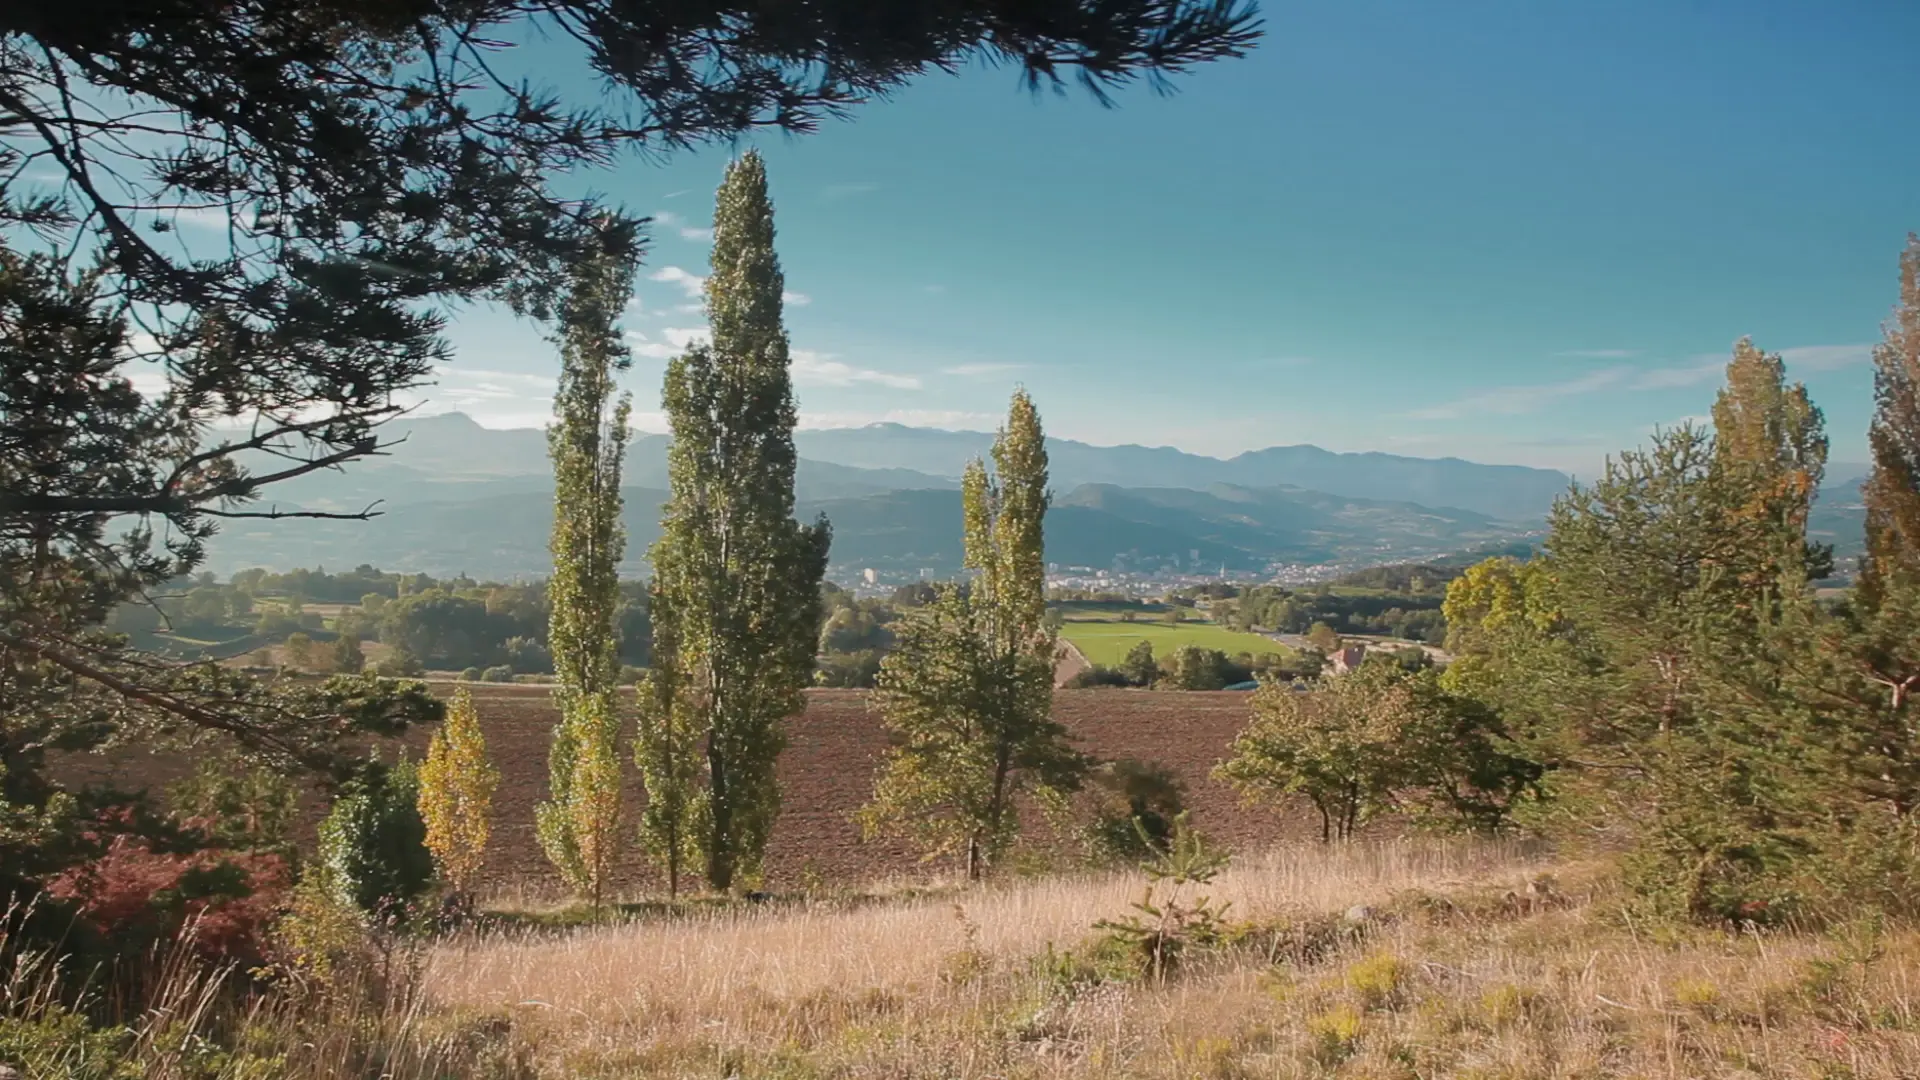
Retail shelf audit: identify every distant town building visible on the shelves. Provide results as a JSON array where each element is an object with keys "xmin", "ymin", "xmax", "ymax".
[
  {"xmin": 1330, "ymin": 642, "xmax": 1369, "ymax": 675},
  {"xmin": 862, "ymin": 568, "xmax": 878, "ymax": 585}
]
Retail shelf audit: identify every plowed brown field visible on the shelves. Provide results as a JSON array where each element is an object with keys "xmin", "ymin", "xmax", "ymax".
[{"xmin": 60, "ymin": 686, "xmax": 1342, "ymax": 897}]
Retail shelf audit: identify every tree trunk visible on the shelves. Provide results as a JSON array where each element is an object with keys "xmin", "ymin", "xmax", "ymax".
[{"xmin": 707, "ymin": 737, "xmax": 733, "ymax": 892}]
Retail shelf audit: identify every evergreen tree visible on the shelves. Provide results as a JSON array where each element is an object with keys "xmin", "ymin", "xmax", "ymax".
[
  {"xmin": 418, "ymin": 685, "xmax": 499, "ymax": 901},
  {"xmin": 535, "ymin": 241, "xmax": 637, "ymax": 906},
  {"xmin": 644, "ymin": 152, "xmax": 831, "ymax": 893},
  {"xmin": 860, "ymin": 391, "xmax": 1089, "ymax": 880}
]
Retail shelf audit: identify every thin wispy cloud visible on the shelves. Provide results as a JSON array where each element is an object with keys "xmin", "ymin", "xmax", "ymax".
[
  {"xmin": 1630, "ymin": 356, "xmax": 1723, "ymax": 390},
  {"xmin": 1780, "ymin": 343, "xmax": 1873, "ymax": 372},
  {"xmin": 800, "ymin": 408, "xmax": 994, "ymax": 430},
  {"xmin": 1558, "ymin": 348, "xmax": 1640, "ymax": 359},
  {"xmin": 922, "ymin": 284, "xmax": 947, "ymax": 295},
  {"xmin": 823, "ymin": 181, "xmax": 880, "ymax": 200},
  {"xmin": 943, "ymin": 362, "xmax": 1024, "ymax": 378},
  {"xmin": 648, "ymin": 265, "xmax": 706, "ymax": 298},
  {"xmin": 1408, "ymin": 367, "xmax": 1632, "ymax": 421},
  {"xmin": 651, "ymin": 210, "xmax": 713, "ymax": 242},
  {"xmin": 783, "ymin": 291, "xmax": 811, "ymax": 306},
  {"xmin": 791, "ymin": 349, "xmax": 921, "ymax": 390},
  {"xmin": 1626, "ymin": 342, "xmax": 1873, "ymax": 391}
]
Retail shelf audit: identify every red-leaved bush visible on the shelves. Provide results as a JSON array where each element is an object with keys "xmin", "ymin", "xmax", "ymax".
[{"xmin": 47, "ymin": 809, "xmax": 291, "ymax": 967}]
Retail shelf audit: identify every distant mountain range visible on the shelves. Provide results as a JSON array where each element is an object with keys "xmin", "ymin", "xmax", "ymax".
[{"xmin": 200, "ymin": 413, "xmax": 1865, "ymax": 580}]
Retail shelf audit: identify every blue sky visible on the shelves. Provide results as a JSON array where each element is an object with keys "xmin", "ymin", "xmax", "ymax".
[{"xmin": 423, "ymin": 0, "xmax": 1920, "ymax": 476}]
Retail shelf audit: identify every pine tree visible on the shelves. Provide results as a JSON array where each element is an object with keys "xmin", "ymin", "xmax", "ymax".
[
  {"xmin": 535, "ymin": 240, "xmax": 637, "ymax": 906},
  {"xmin": 1861, "ymin": 234, "xmax": 1920, "ymax": 607},
  {"xmin": 860, "ymin": 390, "xmax": 1088, "ymax": 881},
  {"xmin": 418, "ymin": 685, "xmax": 499, "ymax": 900},
  {"xmin": 643, "ymin": 151, "xmax": 831, "ymax": 893}
]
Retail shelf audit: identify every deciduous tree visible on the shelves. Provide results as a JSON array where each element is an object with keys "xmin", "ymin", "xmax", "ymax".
[
  {"xmin": 418, "ymin": 685, "xmax": 498, "ymax": 901},
  {"xmin": 535, "ymin": 243, "xmax": 636, "ymax": 906},
  {"xmin": 861, "ymin": 391, "xmax": 1088, "ymax": 880},
  {"xmin": 643, "ymin": 152, "xmax": 830, "ymax": 893}
]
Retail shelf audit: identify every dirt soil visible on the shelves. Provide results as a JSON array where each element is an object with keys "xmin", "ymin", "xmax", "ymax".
[{"xmin": 56, "ymin": 686, "xmax": 1344, "ymax": 897}]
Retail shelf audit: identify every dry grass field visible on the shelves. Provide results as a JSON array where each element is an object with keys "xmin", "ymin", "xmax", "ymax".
[
  {"xmin": 264, "ymin": 843, "xmax": 1920, "ymax": 1079},
  {"xmin": 40, "ymin": 687, "xmax": 1920, "ymax": 1078}
]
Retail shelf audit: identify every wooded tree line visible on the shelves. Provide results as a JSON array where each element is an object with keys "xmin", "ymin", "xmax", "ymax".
[{"xmin": 1215, "ymin": 255, "xmax": 1920, "ymax": 923}]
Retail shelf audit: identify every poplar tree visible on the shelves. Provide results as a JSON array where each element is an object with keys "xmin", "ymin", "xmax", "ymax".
[
  {"xmin": 1861, "ymin": 234, "xmax": 1920, "ymax": 606},
  {"xmin": 418, "ymin": 685, "xmax": 499, "ymax": 901},
  {"xmin": 860, "ymin": 390, "xmax": 1088, "ymax": 880},
  {"xmin": 535, "ymin": 241, "xmax": 637, "ymax": 906},
  {"xmin": 643, "ymin": 151, "xmax": 831, "ymax": 893}
]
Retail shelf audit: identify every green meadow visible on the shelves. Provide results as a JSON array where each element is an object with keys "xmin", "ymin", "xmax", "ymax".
[{"xmin": 1057, "ymin": 613, "xmax": 1289, "ymax": 667}]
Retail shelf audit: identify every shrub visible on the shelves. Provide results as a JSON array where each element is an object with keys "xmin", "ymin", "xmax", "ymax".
[
  {"xmin": 317, "ymin": 757, "xmax": 434, "ymax": 922},
  {"xmin": 267, "ymin": 863, "xmax": 370, "ymax": 989},
  {"xmin": 1062, "ymin": 664, "xmax": 1131, "ymax": 689},
  {"xmin": 45, "ymin": 812, "xmax": 290, "ymax": 968},
  {"xmin": 1077, "ymin": 759, "xmax": 1185, "ymax": 864},
  {"xmin": 479, "ymin": 665, "xmax": 514, "ymax": 683},
  {"xmin": 1345, "ymin": 952, "xmax": 1408, "ymax": 1010},
  {"xmin": 459, "ymin": 666, "xmax": 483, "ymax": 682},
  {"xmin": 1305, "ymin": 1003, "xmax": 1364, "ymax": 1065}
]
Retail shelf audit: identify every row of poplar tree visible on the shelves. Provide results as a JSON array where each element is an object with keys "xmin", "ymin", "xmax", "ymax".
[{"xmin": 426, "ymin": 151, "xmax": 1088, "ymax": 905}]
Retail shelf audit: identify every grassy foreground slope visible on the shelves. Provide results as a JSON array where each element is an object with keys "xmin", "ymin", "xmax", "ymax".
[{"xmin": 402, "ymin": 843, "xmax": 1920, "ymax": 1078}]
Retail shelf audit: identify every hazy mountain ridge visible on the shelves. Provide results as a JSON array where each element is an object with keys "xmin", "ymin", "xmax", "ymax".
[
  {"xmin": 204, "ymin": 414, "xmax": 1865, "ymax": 581},
  {"xmin": 199, "ymin": 481, "xmax": 1535, "ymax": 581},
  {"xmin": 326, "ymin": 413, "xmax": 1575, "ymax": 520}
]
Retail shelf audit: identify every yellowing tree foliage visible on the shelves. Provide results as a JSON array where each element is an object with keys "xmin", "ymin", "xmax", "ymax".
[{"xmin": 418, "ymin": 685, "xmax": 499, "ymax": 899}]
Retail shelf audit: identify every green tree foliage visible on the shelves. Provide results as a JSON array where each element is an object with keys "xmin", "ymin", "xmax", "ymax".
[
  {"xmin": 1306, "ymin": 622, "xmax": 1342, "ymax": 652},
  {"xmin": 641, "ymin": 152, "xmax": 831, "ymax": 893},
  {"xmin": 1162, "ymin": 645, "xmax": 1232, "ymax": 690},
  {"xmin": 1078, "ymin": 759, "xmax": 1187, "ymax": 863},
  {"xmin": 861, "ymin": 391, "xmax": 1089, "ymax": 880},
  {"xmin": 1217, "ymin": 663, "xmax": 1416, "ymax": 842},
  {"xmin": 330, "ymin": 634, "xmax": 366, "ymax": 675},
  {"xmin": 1, "ymin": 0, "xmax": 1251, "ymax": 927},
  {"xmin": 317, "ymin": 757, "xmax": 434, "ymax": 921},
  {"xmin": 1220, "ymin": 657, "xmax": 1536, "ymax": 842},
  {"xmin": 1121, "ymin": 640, "xmax": 1160, "ymax": 687},
  {"xmin": 418, "ymin": 686, "xmax": 499, "ymax": 900},
  {"xmin": 535, "ymin": 244, "xmax": 637, "ymax": 906},
  {"xmin": 166, "ymin": 753, "xmax": 300, "ymax": 857},
  {"xmin": 1432, "ymin": 319, "xmax": 1920, "ymax": 921},
  {"xmin": 282, "ymin": 633, "xmax": 316, "ymax": 671}
]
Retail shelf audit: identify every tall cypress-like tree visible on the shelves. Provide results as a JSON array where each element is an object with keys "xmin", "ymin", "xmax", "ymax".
[
  {"xmin": 643, "ymin": 152, "xmax": 831, "ymax": 893},
  {"xmin": 535, "ymin": 241, "xmax": 637, "ymax": 907},
  {"xmin": 860, "ymin": 390, "xmax": 1087, "ymax": 880}
]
